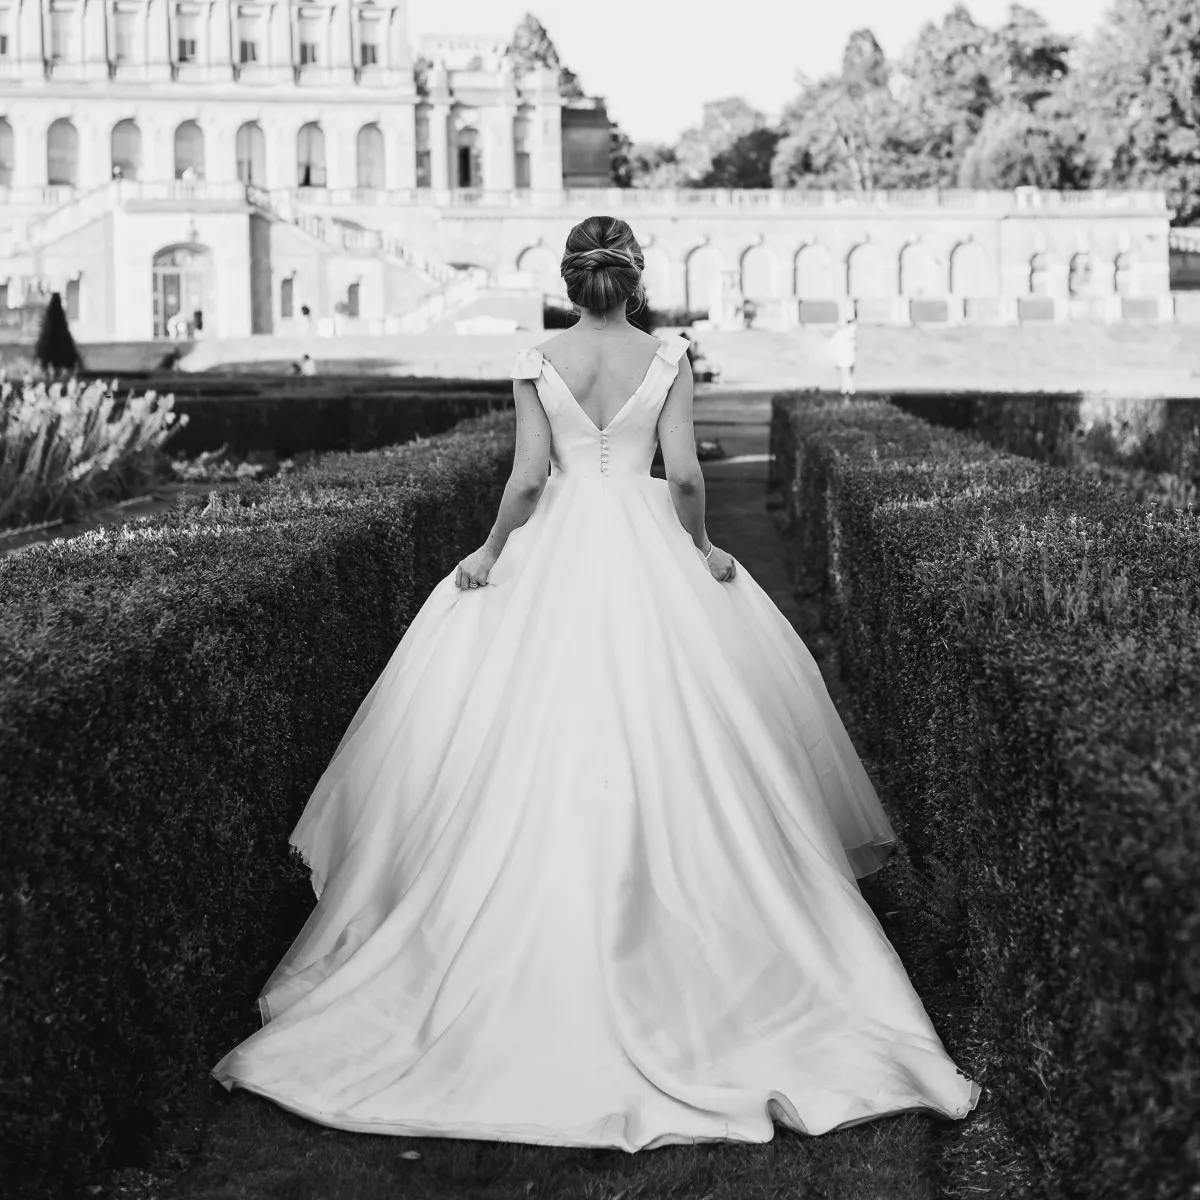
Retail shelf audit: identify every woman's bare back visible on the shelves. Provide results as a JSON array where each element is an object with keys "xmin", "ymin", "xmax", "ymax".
[{"xmin": 537, "ymin": 325, "xmax": 663, "ymax": 433}]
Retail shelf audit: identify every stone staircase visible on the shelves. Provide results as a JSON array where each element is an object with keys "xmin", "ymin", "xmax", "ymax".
[{"xmin": 246, "ymin": 187, "xmax": 490, "ymax": 330}]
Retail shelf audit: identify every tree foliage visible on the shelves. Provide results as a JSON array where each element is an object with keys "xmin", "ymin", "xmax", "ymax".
[
  {"xmin": 1081, "ymin": 0, "xmax": 1200, "ymax": 224},
  {"xmin": 513, "ymin": 1, "xmax": 1200, "ymax": 216}
]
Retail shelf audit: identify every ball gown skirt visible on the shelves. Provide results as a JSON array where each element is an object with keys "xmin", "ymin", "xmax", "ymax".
[{"xmin": 211, "ymin": 335, "xmax": 981, "ymax": 1150}]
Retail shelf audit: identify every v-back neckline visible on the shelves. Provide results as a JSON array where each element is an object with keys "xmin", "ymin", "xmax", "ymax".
[{"xmin": 540, "ymin": 342, "xmax": 662, "ymax": 435}]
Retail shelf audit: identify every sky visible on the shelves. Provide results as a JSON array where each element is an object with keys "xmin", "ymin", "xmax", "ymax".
[{"xmin": 408, "ymin": 0, "xmax": 1112, "ymax": 144}]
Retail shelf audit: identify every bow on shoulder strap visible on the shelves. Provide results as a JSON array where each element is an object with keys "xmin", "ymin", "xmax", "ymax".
[{"xmin": 511, "ymin": 347, "xmax": 544, "ymax": 380}]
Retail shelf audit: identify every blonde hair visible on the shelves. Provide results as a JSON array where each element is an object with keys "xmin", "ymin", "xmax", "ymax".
[{"xmin": 560, "ymin": 215, "xmax": 647, "ymax": 315}]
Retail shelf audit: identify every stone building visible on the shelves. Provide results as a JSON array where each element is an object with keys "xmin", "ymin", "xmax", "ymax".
[{"xmin": 0, "ymin": 0, "xmax": 1184, "ymax": 341}]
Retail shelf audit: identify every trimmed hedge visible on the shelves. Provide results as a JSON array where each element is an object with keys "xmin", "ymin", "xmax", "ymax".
[
  {"xmin": 882, "ymin": 390, "xmax": 1200, "ymax": 503},
  {"xmin": 160, "ymin": 381, "xmax": 512, "ymax": 458},
  {"xmin": 770, "ymin": 393, "xmax": 1200, "ymax": 1200},
  {"xmin": 0, "ymin": 409, "xmax": 517, "ymax": 1199}
]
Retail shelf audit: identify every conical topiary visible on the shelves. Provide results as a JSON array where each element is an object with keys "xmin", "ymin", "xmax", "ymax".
[{"xmin": 34, "ymin": 292, "xmax": 83, "ymax": 373}]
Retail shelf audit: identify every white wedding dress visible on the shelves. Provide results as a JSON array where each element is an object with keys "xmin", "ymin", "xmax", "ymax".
[{"xmin": 211, "ymin": 334, "xmax": 981, "ymax": 1149}]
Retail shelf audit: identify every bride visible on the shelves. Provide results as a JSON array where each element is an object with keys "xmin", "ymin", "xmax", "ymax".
[{"xmin": 211, "ymin": 214, "xmax": 981, "ymax": 1150}]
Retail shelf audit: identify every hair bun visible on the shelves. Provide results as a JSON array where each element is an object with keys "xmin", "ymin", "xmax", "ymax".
[
  {"xmin": 565, "ymin": 246, "xmax": 633, "ymax": 274},
  {"xmin": 559, "ymin": 215, "xmax": 647, "ymax": 315}
]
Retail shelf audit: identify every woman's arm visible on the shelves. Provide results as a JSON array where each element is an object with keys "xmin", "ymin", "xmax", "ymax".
[
  {"xmin": 484, "ymin": 378, "xmax": 551, "ymax": 557},
  {"xmin": 456, "ymin": 380, "xmax": 551, "ymax": 589},
  {"xmin": 656, "ymin": 364, "xmax": 709, "ymax": 551}
]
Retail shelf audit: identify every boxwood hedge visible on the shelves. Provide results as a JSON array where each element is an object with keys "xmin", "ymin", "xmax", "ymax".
[
  {"xmin": 0, "ymin": 409, "xmax": 517, "ymax": 1199},
  {"xmin": 770, "ymin": 393, "xmax": 1199, "ymax": 1200}
]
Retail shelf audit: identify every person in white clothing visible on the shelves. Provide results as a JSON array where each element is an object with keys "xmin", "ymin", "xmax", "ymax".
[{"xmin": 829, "ymin": 316, "xmax": 859, "ymax": 395}]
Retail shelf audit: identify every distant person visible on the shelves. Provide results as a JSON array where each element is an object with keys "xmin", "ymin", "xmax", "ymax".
[
  {"xmin": 299, "ymin": 353, "xmax": 317, "ymax": 376},
  {"xmin": 830, "ymin": 315, "xmax": 859, "ymax": 396},
  {"xmin": 300, "ymin": 304, "xmax": 313, "ymax": 334}
]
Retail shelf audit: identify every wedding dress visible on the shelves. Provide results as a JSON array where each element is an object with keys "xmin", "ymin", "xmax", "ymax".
[{"xmin": 211, "ymin": 333, "xmax": 981, "ymax": 1149}]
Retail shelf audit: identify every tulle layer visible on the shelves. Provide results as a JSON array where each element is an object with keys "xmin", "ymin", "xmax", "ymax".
[{"xmin": 211, "ymin": 471, "xmax": 979, "ymax": 1149}]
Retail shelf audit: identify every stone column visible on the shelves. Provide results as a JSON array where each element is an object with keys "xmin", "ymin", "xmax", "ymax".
[
  {"xmin": 383, "ymin": 102, "xmax": 416, "ymax": 190},
  {"xmin": 482, "ymin": 103, "xmax": 515, "ymax": 194},
  {"xmin": 327, "ymin": 0, "xmax": 353, "ymax": 83},
  {"xmin": 386, "ymin": 0, "xmax": 408, "ymax": 65},
  {"xmin": 81, "ymin": 0, "xmax": 109, "ymax": 78},
  {"xmin": 427, "ymin": 67, "xmax": 451, "ymax": 193},
  {"xmin": 210, "ymin": 0, "xmax": 234, "ymax": 78},
  {"xmin": 77, "ymin": 111, "xmax": 109, "ymax": 188},
  {"xmin": 527, "ymin": 65, "xmax": 562, "ymax": 192},
  {"xmin": 145, "ymin": 0, "xmax": 171, "ymax": 79},
  {"xmin": 17, "ymin": 0, "xmax": 45, "ymax": 79},
  {"xmin": 14, "ymin": 113, "xmax": 44, "ymax": 187}
]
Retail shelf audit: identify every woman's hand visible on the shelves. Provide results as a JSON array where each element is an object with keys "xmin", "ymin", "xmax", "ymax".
[
  {"xmin": 454, "ymin": 545, "xmax": 498, "ymax": 590},
  {"xmin": 703, "ymin": 543, "xmax": 737, "ymax": 584}
]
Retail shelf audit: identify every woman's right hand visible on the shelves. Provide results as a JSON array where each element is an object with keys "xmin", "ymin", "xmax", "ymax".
[{"xmin": 703, "ymin": 543, "xmax": 737, "ymax": 583}]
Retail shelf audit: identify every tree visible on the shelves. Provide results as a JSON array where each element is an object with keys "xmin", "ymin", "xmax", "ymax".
[
  {"xmin": 670, "ymin": 98, "xmax": 778, "ymax": 187},
  {"xmin": 772, "ymin": 30, "xmax": 910, "ymax": 190},
  {"xmin": 508, "ymin": 13, "xmax": 583, "ymax": 97},
  {"xmin": 609, "ymin": 126, "xmax": 635, "ymax": 188},
  {"xmin": 958, "ymin": 102, "xmax": 1090, "ymax": 188},
  {"xmin": 988, "ymin": 3, "xmax": 1074, "ymax": 109},
  {"xmin": 1081, "ymin": 0, "xmax": 1200, "ymax": 224},
  {"xmin": 891, "ymin": 5, "xmax": 999, "ymax": 185},
  {"xmin": 34, "ymin": 292, "xmax": 82, "ymax": 373}
]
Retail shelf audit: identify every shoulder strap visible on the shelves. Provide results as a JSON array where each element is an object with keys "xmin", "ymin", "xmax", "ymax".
[
  {"xmin": 511, "ymin": 347, "xmax": 544, "ymax": 380},
  {"xmin": 654, "ymin": 334, "xmax": 691, "ymax": 367}
]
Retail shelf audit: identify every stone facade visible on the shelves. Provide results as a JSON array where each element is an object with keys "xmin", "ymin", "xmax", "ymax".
[{"xmin": 0, "ymin": 0, "xmax": 1182, "ymax": 340}]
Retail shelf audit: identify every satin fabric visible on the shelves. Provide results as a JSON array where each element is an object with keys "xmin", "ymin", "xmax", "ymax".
[{"xmin": 211, "ymin": 334, "xmax": 981, "ymax": 1149}]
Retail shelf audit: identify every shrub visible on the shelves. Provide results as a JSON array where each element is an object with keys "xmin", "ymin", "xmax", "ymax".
[
  {"xmin": 0, "ymin": 369, "xmax": 185, "ymax": 531},
  {"xmin": 33, "ymin": 292, "xmax": 82, "ymax": 373},
  {"xmin": 884, "ymin": 391, "xmax": 1200, "ymax": 511},
  {"xmin": 770, "ymin": 392, "xmax": 1200, "ymax": 1200},
  {"xmin": 0, "ymin": 409, "xmax": 516, "ymax": 1200}
]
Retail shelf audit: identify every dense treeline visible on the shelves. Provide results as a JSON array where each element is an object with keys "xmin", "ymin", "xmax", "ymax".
[{"xmin": 600, "ymin": 1, "xmax": 1200, "ymax": 223}]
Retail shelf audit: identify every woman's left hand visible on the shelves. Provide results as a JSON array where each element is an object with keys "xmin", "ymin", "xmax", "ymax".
[{"xmin": 454, "ymin": 545, "xmax": 498, "ymax": 590}]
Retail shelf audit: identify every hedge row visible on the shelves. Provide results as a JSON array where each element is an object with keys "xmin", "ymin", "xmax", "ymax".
[
  {"xmin": 769, "ymin": 394, "xmax": 1199, "ymax": 1200},
  {"xmin": 0, "ymin": 409, "xmax": 518, "ymax": 1199},
  {"xmin": 160, "ymin": 384, "xmax": 512, "ymax": 458},
  {"xmin": 882, "ymin": 390, "xmax": 1200, "ymax": 489}
]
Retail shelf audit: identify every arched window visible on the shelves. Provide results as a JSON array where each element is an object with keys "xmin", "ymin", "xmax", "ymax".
[
  {"xmin": 1114, "ymin": 253, "xmax": 1134, "ymax": 297},
  {"xmin": 236, "ymin": 121, "xmax": 266, "ymax": 185},
  {"xmin": 346, "ymin": 281, "xmax": 360, "ymax": 318},
  {"xmin": 795, "ymin": 244, "xmax": 835, "ymax": 299},
  {"xmin": 297, "ymin": 122, "xmax": 325, "ymax": 187},
  {"xmin": 47, "ymin": 118, "xmax": 78, "ymax": 186},
  {"xmin": 685, "ymin": 245, "xmax": 721, "ymax": 314},
  {"xmin": 516, "ymin": 244, "xmax": 563, "ymax": 298},
  {"xmin": 1068, "ymin": 252, "xmax": 1093, "ymax": 297},
  {"xmin": 0, "ymin": 118, "xmax": 13, "ymax": 188},
  {"xmin": 1029, "ymin": 253, "xmax": 1050, "ymax": 295},
  {"xmin": 455, "ymin": 127, "xmax": 480, "ymax": 188},
  {"xmin": 641, "ymin": 246, "xmax": 671, "ymax": 307},
  {"xmin": 899, "ymin": 243, "xmax": 939, "ymax": 297},
  {"xmin": 950, "ymin": 242, "xmax": 991, "ymax": 298},
  {"xmin": 356, "ymin": 123, "xmax": 384, "ymax": 190},
  {"xmin": 111, "ymin": 119, "xmax": 141, "ymax": 180},
  {"xmin": 846, "ymin": 242, "xmax": 885, "ymax": 298},
  {"xmin": 740, "ymin": 244, "xmax": 776, "ymax": 304},
  {"xmin": 280, "ymin": 276, "xmax": 294, "ymax": 319},
  {"xmin": 174, "ymin": 120, "xmax": 205, "ymax": 180}
]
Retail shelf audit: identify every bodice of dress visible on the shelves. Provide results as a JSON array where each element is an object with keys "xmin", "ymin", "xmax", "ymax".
[{"xmin": 511, "ymin": 335, "xmax": 691, "ymax": 480}]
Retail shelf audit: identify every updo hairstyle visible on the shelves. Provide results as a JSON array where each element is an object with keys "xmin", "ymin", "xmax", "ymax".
[{"xmin": 560, "ymin": 215, "xmax": 647, "ymax": 315}]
